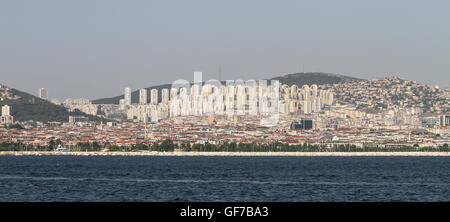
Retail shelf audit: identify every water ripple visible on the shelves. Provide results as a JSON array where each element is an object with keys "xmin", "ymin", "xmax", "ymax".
[{"xmin": 0, "ymin": 175, "xmax": 448, "ymax": 187}]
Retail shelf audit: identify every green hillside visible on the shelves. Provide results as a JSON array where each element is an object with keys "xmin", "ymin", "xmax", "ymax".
[
  {"xmin": 0, "ymin": 88, "xmax": 104, "ymax": 123},
  {"xmin": 270, "ymin": 72, "xmax": 362, "ymax": 86}
]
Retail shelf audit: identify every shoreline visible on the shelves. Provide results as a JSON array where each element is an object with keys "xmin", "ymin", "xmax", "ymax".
[{"xmin": 1, "ymin": 151, "xmax": 450, "ymax": 156}]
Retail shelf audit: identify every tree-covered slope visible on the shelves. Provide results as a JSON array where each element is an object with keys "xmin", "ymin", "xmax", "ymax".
[{"xmin": 0, "ymin": 88, "xmax": 103, "ymax": 123}]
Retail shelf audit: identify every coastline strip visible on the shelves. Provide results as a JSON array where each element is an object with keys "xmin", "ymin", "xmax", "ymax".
[{"xmin": 1, "ymin": 151, "xmax": 450, "ymax": 156}]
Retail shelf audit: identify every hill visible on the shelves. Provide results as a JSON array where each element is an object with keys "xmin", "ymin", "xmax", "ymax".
[
  {"xmin": 0, "ymin": 87, "xmax": 104, "ymax": 123},
  {"xmin": 92, "ymin": 72, "xmax": 363, "ymax": 104},
  {"xmin": 269, "ymin": 72, "xmax": 362, "ymax": 86}
]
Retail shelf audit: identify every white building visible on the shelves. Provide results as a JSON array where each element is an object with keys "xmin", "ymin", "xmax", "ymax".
[
  {"xmin": 302, "ymin": 100, "xmax": 312, "ymax": 114},
  {"xmin": 1, "ymin": 105, "xmax": 12, "ymax": 116},
  {"xmin": 118, "ymin": 99, "xmax": 125, "ymax": 110},
  {"xmin": 162, "ymin": 88, "xmax": 169, "ymax": 104},
  {"xmin": 170, "ymin": 88, "xmax": 178, "ymax": 101},
  {"xmin": 139, "ymin": 89, "xmax": 148, "ymax": 105},
  {"xmin": 38, "ymin": 88, "xmax": 48, "ymax": 100},
  {"xmin": 1, "ymin": 105, "xmax": 14, "ymax": 125},
  {"xmin": 151, "ymin": 89, "xmax": 158, "ymax": 105},
  {"xmin": 312, "ymin": 98, "xmax": 322, "ymax": 112},
  {"xmin": 124, "ymin": 87, "xmax": 131, "ymax": 106},
  {"xmin": 68, "ymin": 116, "xmax": 88, "ymax": 124},
  {"xmin": 62, "ymin": 98, "xmax": 98, "ymax": 116}
]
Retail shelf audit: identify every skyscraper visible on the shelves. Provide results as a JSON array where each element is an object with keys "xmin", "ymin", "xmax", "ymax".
[
  {"xmin": 289, "ymin": 100, "xmax": 297, "ymax": 113},
  {"xmin": 290, "ymin": 85, "xmax": 298, "ymax": 99},
  {"xmin": 38, "ymin": 88, "xmax": 48, "ymax": 100},
  {"xmin": 302, "ymin": 85, "xmax": 310, "ymax": 101},
  {"xmin": 191, "ymin": 85, "xmax": 201, "ymax": 115},
  {"xmin": 139, "ymin": 89, "xmax": 147, "ymax": 105},
  {"xmin": 162, "ymin": 88, "xmax": 169, "ymax": 104},
  {"xmin": 311, "ymin": 84, "xmax": 318, "ymax": 98},
  {"xmin": 312, "ymin": 98, "xmax": 322, "ymax": 112},
  {"xmin": 124, "ymin": 87, "xmax": 131, "ymax": 106},
  {"xmin": 151, "ymin": 89, "xmax": 158, "ymax": 105},
  {"xmin": 235, "ymin": 85, "xmax": 245, "ymax": 115},
  {"xmin": 170, "ymin": 88, "xmax": 178, "ymax": 101},
  {"xmin": 302, "ymin": 100, "xmax": 312, "ymax": 114},
  {"xmin": 119, "ymin": 99, "xmax": 126, "ymax": 110}
]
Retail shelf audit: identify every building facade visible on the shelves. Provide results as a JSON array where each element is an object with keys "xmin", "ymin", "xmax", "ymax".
[{"xmin": 38, "ymin": 88, "xmax": 48, "ymax": 100}]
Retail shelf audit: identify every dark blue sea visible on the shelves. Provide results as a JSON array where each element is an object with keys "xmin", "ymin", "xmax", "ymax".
[{"xmin": 0, "ymin": 156, "xmax": 449, "ymax": 201}]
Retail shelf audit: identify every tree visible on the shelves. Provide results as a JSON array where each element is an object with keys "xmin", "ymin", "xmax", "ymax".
[
  {"xmin": 48, "ymin": 139, "xmax": 56, "ymax": 150},
  {"xmin": 55, "ymin": 139, "xmax": 63, "ymax": 146},
  {"xmin": 92, "ymin": 142, "xmax": 101, "ymax": 151},
  {"xmin": 184, "ymin": 143, "xmax": 191, "ymax": 151},
  {"xmin": 7, "ymin": 124, "xmax": 24, "ymax": 130},
  {"xmin": 192, "ymin": 143, "xmax": 203, "ymax": 152},
  {"xmin": 228, "ymin": 142, "xmax": 237, "ymax": 152},
  {"xmin": 160, "ymin": 139, "xmax": 175, "ymax": 152},
  {"xmin": 205, "ymin": 142, "xmax": 216, "ymax": 152},
  {"xmin": 109, "ymin": 145, "xmax": 121, "ymax": 151},
  {"xmin": 151, "ymin": 143, "xmax": 160, "ymax": 151}
]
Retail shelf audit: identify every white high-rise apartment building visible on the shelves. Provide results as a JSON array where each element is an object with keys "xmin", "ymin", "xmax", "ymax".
[
  {"xmin": 161, "ymin": 88, "xmax": 169, "ymax": 104},
  {"xmin": 235, "ymin": 85, "xmax": 245, "ymax": 115},
  {"xmin": 302, "ymin": 100, "xmax": 312, "ymax": 114},
  {"xmin": 124, "ymin": 87, "xmax": 131, "ymax": 106},
  {"xmin": 225, "ymin": 85, "xmax": 235, "ymax": 115},
  {"xmin": 170, "ymin": 88, "xmax": 178, "ymax": 101},
  {"xmin": 326, "ymin": 91, "xmax": 334, "ymax": 105},
  {"xmin": 139, "ymin": 89, "xmax": 147, "ymax": 105},
  {"xmin": 191, "ymin": 85, "xmax": 201, "ymax": 115},
  {"xmin": 119, "ymin": 99, "xmax": 126, "ymax": 110},
  {"xmin": 312, "ymin": 98, "xmax": 322, "ymax": 112},
  {"xmin": 150, "ymin": 108, "xmax": 159, "ymax": 123},
  {"xmin": 151, "ymin": 89, "xmax": 158, "ymax": 105},
  {"xmin": 311, "ymin": 84, "xmax": 318, "ymax": 98},
  {"xmin": 289, "ymin": 100, "xmax": 297, "ymax": 113},
  {"xmin": 38, "ymin": 88, "xmax": 48, "ymax": 100},
  {"xmin": 290, "ymin": 85, "xmax": 298, "ymax": 99}
]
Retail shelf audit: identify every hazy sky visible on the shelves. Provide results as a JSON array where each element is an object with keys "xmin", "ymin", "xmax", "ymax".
[{"xmin": 1, "ymin": 0, "xmax": 449, "ymax": 100}]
